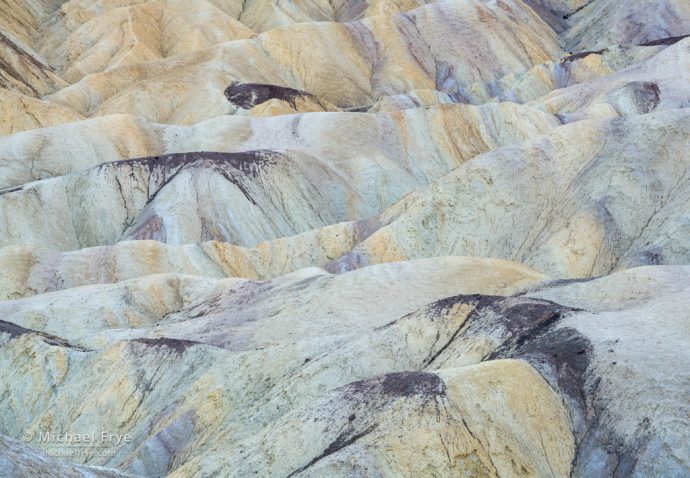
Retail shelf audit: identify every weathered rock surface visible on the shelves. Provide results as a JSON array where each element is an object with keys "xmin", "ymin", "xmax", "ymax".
[
  {"xmin": 1, "ymin": 0, "xmax": 689, "ymax": 476},
  {"xmin": 328, "ymin": 109, "xmax": 690, "ymax": 277},
  {"xmin": 0, "ymin": 102, "xmax": 558, "ymax": 187},
  {"xmin": 1, "ymin": 262, "xmax": 688, "ymax": 477},
  {"xmin": 41, "ymin": 0, "xmax": 561, "ymax": 123},
  {"xmin": 0, "ymin": 88, "xmax": 83, "ymax": 135},
  {"xmin": 0, "ymin": 435, "xmax": 135, "ymax": 477}
]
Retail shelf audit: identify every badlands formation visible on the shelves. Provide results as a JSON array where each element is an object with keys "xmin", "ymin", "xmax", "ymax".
[{"xmin": 0, "ymin": 0, "xmax": 690, "ymax": 476}]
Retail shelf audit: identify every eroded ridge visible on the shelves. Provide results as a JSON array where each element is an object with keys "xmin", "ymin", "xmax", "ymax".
[{"xmin": 0, "ymin": 0, "xmax": 689, "ymax": 476}]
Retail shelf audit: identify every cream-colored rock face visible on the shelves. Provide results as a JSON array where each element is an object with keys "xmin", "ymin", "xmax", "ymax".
[
  {"xmin": 1, "ymin": 0, "xmax": 689, "ymax": 476},
  {"xmin": 1, "ymin": 264, "xmax": 688, "ymax": 477},
  {"xmin": 38, "ymin": 0, "xmax": 561, "ymax": 122},
  {"xmin": 0, "ymin": 89, "xmax": 83, "ymax": 135},
  {"xmin": 0, "ymin": 103, "xmax": 559, "ymax": 187},
  {"xmin": 329, "ymin": 109, "xmax": 690, "ymax": 278}
]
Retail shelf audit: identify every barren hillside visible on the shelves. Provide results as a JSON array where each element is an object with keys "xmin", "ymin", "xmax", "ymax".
[{"xmin": 0, "ymin": 0, "xmax": 689, "ymax": 476}]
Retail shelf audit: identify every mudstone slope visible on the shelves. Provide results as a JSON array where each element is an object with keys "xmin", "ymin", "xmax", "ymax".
[{"xmin": 0, "ymin": 0, "xmax": 689, "ymax": 476}]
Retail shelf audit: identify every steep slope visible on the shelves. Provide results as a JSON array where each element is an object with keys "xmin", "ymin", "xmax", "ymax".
[
  {"xmin": 1, "ymin": 263, "xmax": 688, "ymax": 476},
  {"xmin": 0, "ymin": 88, "xmax": 83, "ymax": 134},
  {"xmin": 1, "ymin": 0, "xmax": 689, "ymax": 476},
  {"xmin": 43, "ymin": 0, "xmax": 561, "ymax": 122},
  {"xmin": 562, "ymin": 0, "xmax": 690, "ymax": 50},
  {"xmin": 0, "ymin": 434, "xmax": 135, "ymax": 477},
  {"xmin": 0, "ymin": 31, "xmax": 67, "ymax": 95},
  {"xmin": 329, "ymin": 110, "xmax": 690, "ymax": 277},
  {"xmin": 534, "ymin": 37, "xmax": 690, "ymax": 120},
  {"xmin": 0, "ymin": 105, "xmax": 560, "ymax": 251},
  {"xmin": 0, "ymin": 103, "xmax": 558, "ymax": 186},
  {"xmin": 39, "ymin": 0, "xmax": 257, "ymax": 82}
]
